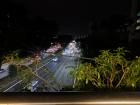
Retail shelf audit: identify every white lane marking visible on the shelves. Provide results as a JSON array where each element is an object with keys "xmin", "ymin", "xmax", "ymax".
[
  {"xmin": 3, "ymin": 53, "xmax": 61, "ymax": 92},
  {"xmin": 35, "ymin": 59, "xmax": 53, "ymax": 72},
  {"xmin": 3, "ymin": 80, "xmax": 22, "ymax": 92}
]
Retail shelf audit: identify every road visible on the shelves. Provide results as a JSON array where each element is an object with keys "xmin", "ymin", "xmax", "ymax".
[
  {"xmin": 2, "ymin": 55, "xmax": 55, "ymax": 92},
  {"xmin": 48, "ymin": 55, "xmax": 78, "ymax": 86},
  {"xmin": 3, "ymin": 80, "xmax": 22, "ymax": 92},
  {"xmin": 3, "ymin": 52, "xmax": 79, "ymax": 92},
  {"xmin": 36, "ymin": 54, "xmax": 78, "ymax": 92}
]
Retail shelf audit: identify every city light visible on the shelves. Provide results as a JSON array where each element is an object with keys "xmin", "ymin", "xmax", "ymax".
[{"xmin": 62, "ymin": 40, "xmax": 81, "ymax": 57}]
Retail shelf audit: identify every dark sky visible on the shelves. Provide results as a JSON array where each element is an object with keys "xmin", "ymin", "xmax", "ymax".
[{"xmin": 12, "ymin": 0, "xmax": 131, "ymax": 34}]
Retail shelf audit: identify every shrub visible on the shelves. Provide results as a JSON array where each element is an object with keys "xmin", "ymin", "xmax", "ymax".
[{"xmin": 72, "ymin": 48, "xmax": 140, "ymax": 90}]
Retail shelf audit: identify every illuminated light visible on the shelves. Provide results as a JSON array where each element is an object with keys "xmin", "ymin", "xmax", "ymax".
[
  {"xmin": 4, "ymin": 101, "xmax": 140, "ymax": 105},
  {"xmin": 62, "ymin": 40, "xmax": 81, "ymax": 57},
  {"xmin": 136, "ymin": 26, "xmax": 140, "ymax": 30},
  {"xmin": 137, "ymin": 19, "xmax": 140, "ymax": 23},
  {"xmin": 0, "ymin": 104, "xmax": 8, "ymax": 105}
]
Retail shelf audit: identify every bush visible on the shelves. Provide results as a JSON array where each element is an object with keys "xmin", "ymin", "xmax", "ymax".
[
  {"xmin": 72, "ymin": 48, "xmax": 140, "ymax": 91},
  {"xmin": 17, "ymin": 66, "xmax": 34, "ymax": 87}
]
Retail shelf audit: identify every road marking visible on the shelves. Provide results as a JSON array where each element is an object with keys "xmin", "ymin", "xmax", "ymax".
[
  {"xmin": 5, "ymin": 59, "xmax": 51, "ymax": 92},
  {"xmin": 2, "ymin": 52, "xmax": 62, "ymax": 92},
  {"xmin": 35, "ymin": 58, "xmax": 53, "ymax": 72},
  {"xmin": 3, "ymin": 80, "xmax": 22, "ymax": 92},
  {"xmin": 35, "ymin": 52, "xmax": 62, "ymax": 72}
]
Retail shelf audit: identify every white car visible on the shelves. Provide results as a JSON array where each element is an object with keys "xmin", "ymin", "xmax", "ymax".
[
  {"xmin": 0, "ymin": 69, "xmax": 5, "ymax": 73},
  {"xmin": 62, "ymin": 52, "xmax": 67, "ymax": 55},
  {"xmin": 52, "ymin": 57, "xmax": 58, "ymax": 62},
  {"xmin": 62, "ymin": 49, "xmax": 69, "ymax": 55},
  {"xmin": 27, "ymin": 80, "xmax": 39, "ymax": 92}
]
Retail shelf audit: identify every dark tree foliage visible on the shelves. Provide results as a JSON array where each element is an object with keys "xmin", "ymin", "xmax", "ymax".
[
  {"xmin": 81, "ymin": 14, "xmax": 133, "ymax": 58},
  {"xmin": 0, "ymin": 0, "xmax": 59, "ymax": 59},
  {"xmin": 0, "ymin": 0, "xmax": 59, "ymax": 67}
]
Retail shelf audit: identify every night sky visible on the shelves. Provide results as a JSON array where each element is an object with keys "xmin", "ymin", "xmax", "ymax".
[{"xmin": 12, "ymin": 0, "xmax": 131, "ymax": 35}]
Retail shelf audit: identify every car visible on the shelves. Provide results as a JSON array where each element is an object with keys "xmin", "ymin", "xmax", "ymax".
[
  {"xmin": 62, "ymin": 49, "xmax": 69, "ymax": 55},
  {"xmin": 41, "ymin": 52, "xmax": 48, "ymax": 59},
  {"xmin": 0, "ymin": 69, "xmax": 5, "ymax": 73},
  {"xmin": 52, "ymin": 57, "xmax": 58, "ymax": 62},
  {"xmin": 62, "ymin": 52, "xmax": 67, "ymax": 55},
  {"xmin": 27, "ymin": 80, "xmax": 39, "ymax": 92}
]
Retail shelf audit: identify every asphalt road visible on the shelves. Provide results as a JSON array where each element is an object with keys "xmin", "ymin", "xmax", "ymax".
[
  {"xmin": 36, "ymin": 54, "xmax": 79, "ymax": 92},
  {"xmin": 48, "ymin": 55, "xmax": 78, "ymax": 86},
  {"xmin": 2, "ymin": 55, "xmax": 54, "ymax": 92},
  {"xmin": 3, "ymin": 53, "xmax": 79, "ymax": 92}
]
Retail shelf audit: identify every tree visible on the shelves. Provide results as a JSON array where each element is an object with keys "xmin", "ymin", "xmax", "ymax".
[
  {"xmin": 122, "ymin": 56, "xmax": 140, "ymax": 88},
  {"xmin": 17, "ymin": 65, "xmax": 35, "ymax": 87},
  {"xmin": 0, "ymin": 0, "xmax": 59, "ymax": 59},
  {"xmin": 72, "ymin": 48, "xmax": 140, "ymax": 91}
]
